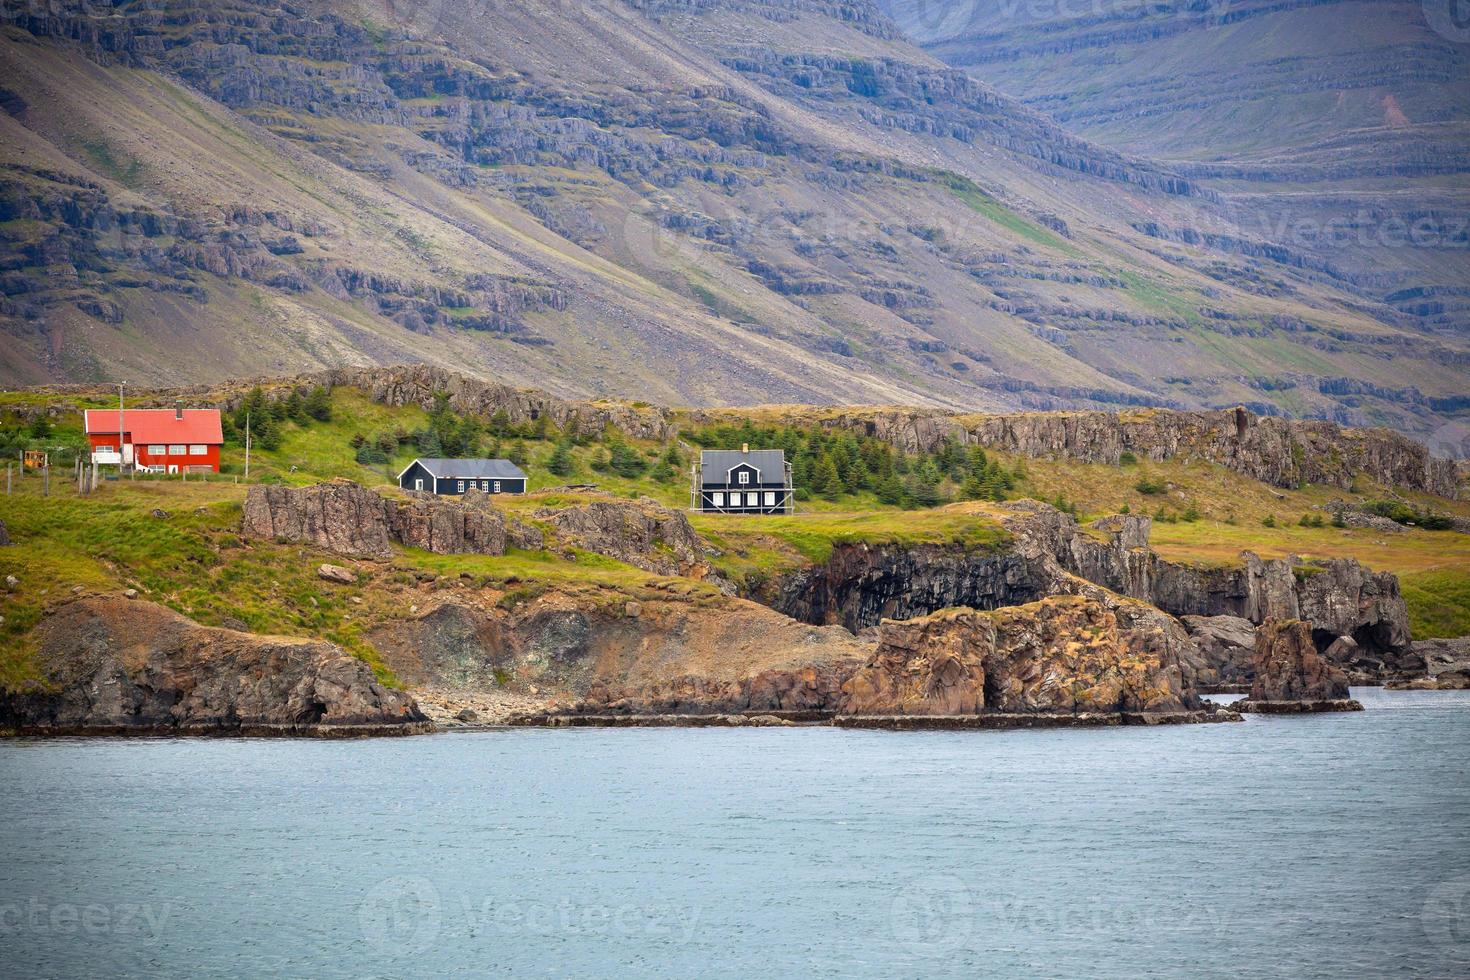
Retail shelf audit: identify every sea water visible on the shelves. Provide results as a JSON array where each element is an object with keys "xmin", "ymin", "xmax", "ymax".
[{"xmin": 2, "ymin": 687, "xmax": 1468, "ymax": 978}]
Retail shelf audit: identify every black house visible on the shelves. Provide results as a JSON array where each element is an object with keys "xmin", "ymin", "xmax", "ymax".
[
  {"xmin": 691, "ymin": 445, "xmax": 793, "ymax": 514},
  {"xmin": 397, "ymin": 457, "xmax": 528, "ymax": 496}
]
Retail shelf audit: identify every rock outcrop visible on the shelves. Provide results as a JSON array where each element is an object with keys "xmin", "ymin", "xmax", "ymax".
[
  {"xmin": 240, "ymin": 480, "xmax": 534, "ymax": 559},
  {"xmin": 768, "ymin": 500, "xmax": 1415, "ymax": 678},
  {"xmin": 537, "ymin": 496, "xmax": 716, "ymax": 580},
  {"xmin": 963, "ymin": 408, "xmax": 1459, "ymax": 498},
  {"xmin": 0, "ymin": 599, "xmax": 428, "ymax": 735},
  {"xmin": 1235, "ymin": 618, "xmax": 1362, "ymax": 713},
  {"xmin": 838, "ymin": 595, "xmax": 1206, "ymax": 719},
  {"xmin": 1180, "ymin": 615, "xmax": 1257, "ymax": 691},
  {"xmin": 311, "ymin": 365, "xmax": 674, "ymax": 442},
  {"xmin": 371, "ymin": 592, "xmax": 872, "ymax": 719},
  {"xmin": 1391, "ymin": 638, "xmax": 1470, "ymax": 690},
  {"xmin": 701, "ymin": 404, "xmax": 1461, "ymax": 496}
]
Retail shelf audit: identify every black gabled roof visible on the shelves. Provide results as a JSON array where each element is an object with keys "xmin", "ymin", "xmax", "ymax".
[
  {"xmin": 699, "ymin": 449, "xmax": 786, "ymax": 486},
  {"xmin": 401, "ymin": 458, "xmax": 527, "ymax": 481}
]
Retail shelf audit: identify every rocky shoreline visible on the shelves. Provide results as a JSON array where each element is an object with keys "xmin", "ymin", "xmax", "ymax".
[{"xmin": 3, "ymin": 480, "xmax": 1463, "ymax": 738}]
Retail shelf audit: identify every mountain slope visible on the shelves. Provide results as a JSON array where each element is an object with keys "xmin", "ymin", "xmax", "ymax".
[
  {"xmin": 882, "ymin": 0, "xmax": 1470, "ymax": 357},
  {"xmin": 0, "ymin": 0, "xmax": 1466, "ymax": 445}
]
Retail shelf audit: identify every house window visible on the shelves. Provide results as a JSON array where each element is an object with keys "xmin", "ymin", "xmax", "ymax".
[
  {"xmin": 189, "ymin": 444, "xmax": 207, "ymax": 456},
  {"xmin": 493, "ymin": 481, "xmax": 501, "ymax": 492},
  {"xmin": 738, "ymin": 471, "xmax": 750, "ymax": 485},
  {"xmin": 764, "ymin": 492, "xmax": 776, "ymax": 507},
  {"xmin": 458, "ymin": 480, "xmax": 465, "ymax": 492},
  {"xmin": 148, "ymin": 445, "xmax": 166, "ymax": 455},
  {"xmin": 415, "ymin": 479, "xmax": 424, "ymax": 491},
  {"xmin": 168, "ymin": 444, "xmax": 186, "ymax": 455},
  {"xmin": 712, "ymin": 492, "xmax": 724, "ymax": 507}
]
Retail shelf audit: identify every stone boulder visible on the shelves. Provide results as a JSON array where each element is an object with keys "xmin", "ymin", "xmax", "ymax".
[
  {"xmin": 241, "ymin": 480, "xmax": 520, "ymax": 559},
  {"xmin": 1236, "ymin": 619, "xmax": 1360, "ymax": 712},
  {"xmin": 0, "ymin": 599, "xmax": 427, "ymax": 735},
  {"xmin": 538, "ymin": 496, "xmax": 714, "ymax": 579},
  {"xmin": 839, "ymin": 595, "xmax": 1194, "ymax": 717},
  {"xmin": 1181, "ymin": 615, "xmax": 1257, "ymax": 690},
  {"xmin": 1399, "ymin": 637, "xmax": 1470, "ymax": 689}
]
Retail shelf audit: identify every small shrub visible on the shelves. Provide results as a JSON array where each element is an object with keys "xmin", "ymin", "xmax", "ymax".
[
  {"xmin": 1134, "ymin": 477, "xmax": 1166, "ymax": 495},
  {"xmin": 1118, "ymin": 451, "xmax": 1138, "ymax": 467},
  {"xmin": 1262, "ymin": 514, "xmax": 1277, "ymax": 528}
]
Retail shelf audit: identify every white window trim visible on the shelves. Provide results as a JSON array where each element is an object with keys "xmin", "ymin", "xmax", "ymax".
[
  {"xmin": 738, "ymin": 471, "xmax": 750, "ymax": 485},
  {"xmin": 189, "ymin": 444, "xmax": 207, "ymax": 455},
  {"xmin": 712, "ymin": 492, "xmax": 724, "ymax": 507},
  {"xmin": 168, "ymin": 444, "xmax": 186, "ymax": 455},
  {"xmin": 147, "ymin": 444, "xmax": 166, "ymax": 454},
  {"xmin": 415, "ymin": 479, "xmax": 424, "ymax": 491},
  {"xmin": 764, "ymin": 491, "xmax": 775, "ymax": 506}
]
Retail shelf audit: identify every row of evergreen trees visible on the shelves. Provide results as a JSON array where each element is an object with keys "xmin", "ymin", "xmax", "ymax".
[{"xmin": 223, "ymin": 385, "xmax": 332, "ymax": 452}]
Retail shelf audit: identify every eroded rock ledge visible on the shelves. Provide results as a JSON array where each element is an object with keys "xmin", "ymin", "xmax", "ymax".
[
  {"xmin": 240, "ymin": 479, "xmax": 541, "ymax": 558},
  {"xmin": 0, "ymin": 599, "xmax": 428, "ymax": 736}
]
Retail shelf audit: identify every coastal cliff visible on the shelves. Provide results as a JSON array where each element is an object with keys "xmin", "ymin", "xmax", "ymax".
[{"xmin": 0, "ymin": 599, "xmax": 427, "ymax": 735}]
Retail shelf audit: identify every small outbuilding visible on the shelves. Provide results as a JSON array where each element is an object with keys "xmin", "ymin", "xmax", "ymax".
[
  {"xmin": 691, "ymin": 445, "xmax": 793, "ymax": 514},
  {"xmin": 398, "ymin": 458, "xmax": 527, "ymax": 496}
]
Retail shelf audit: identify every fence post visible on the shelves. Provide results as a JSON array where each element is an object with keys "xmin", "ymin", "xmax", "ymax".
[{"xmin": 43, "ymin": 465, "xmax": 49, "ymax": 497}]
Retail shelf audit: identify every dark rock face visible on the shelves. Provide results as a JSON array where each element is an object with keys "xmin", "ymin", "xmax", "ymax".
[
  {"xmin": 1247, "ymin": 619, "xmax": 1351, "ymax": 703},
  {"xmin": 838, "ymin": 595, "xmax": 1195, "ymax": 716},
  {"xmin": 768, "ymin": 501, "xmax": 1415, "ymax": 677},
  {"xmin": 0, "ymin": 599, "xmax": 427, "ymax": 735},
  {"xmin": 241, "ymin": 480, "xmax": 531, "ymax": 559},
  {"xmin": 771, "ymin": 540, "xmax": 1041, "ymax": 633},
  {"xmin": 1180, "ymin": 615, "xmax": 1257, "ymax": 691},
  {"xmin": 0, "ymin": 518, "xmax": 9, "ymax": 546}
]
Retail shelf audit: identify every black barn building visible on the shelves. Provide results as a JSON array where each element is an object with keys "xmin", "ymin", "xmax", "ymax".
[
  {"xmin": 691, "ymin": 446, "xmax": 793, "ymax": 514},
  {"xmin": 398, "ymin": 458, "xmax": 528, "ymax": 496}
]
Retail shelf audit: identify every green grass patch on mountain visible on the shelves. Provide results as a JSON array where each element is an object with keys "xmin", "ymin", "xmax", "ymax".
[{"xmin": 935, "ymin": 171, "xmax": 1079, "ymax": 255}]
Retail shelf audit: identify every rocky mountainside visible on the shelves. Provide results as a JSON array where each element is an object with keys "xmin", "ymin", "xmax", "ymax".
[
  {"xmin": 884, "ymin": 0, "xmax": 1470, "ymax": 393},
  {"xmin": 0, "ymin": 1, "xmax": 1466, "ymax": 444}
]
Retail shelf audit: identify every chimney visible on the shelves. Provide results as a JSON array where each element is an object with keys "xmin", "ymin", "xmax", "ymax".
[
  {"xmin": 741, "ymin": 442, "xmax": 749, "ymax": 454},
  {"xmin": 174, "ymin": 400, "xmax": 184, "ymax": 421}
]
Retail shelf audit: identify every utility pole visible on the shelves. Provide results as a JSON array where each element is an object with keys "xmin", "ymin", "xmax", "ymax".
[
  {"xmin": 244, "ymin": 410, "xmax": 251, "ymax": 480},
  {"xmin": 117, "ymin": 381, "xmax": 126, "ymax": 476}
]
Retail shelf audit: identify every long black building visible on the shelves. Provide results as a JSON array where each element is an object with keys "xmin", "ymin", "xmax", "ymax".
[{"xmin": 397, "ymin": 457, "xmax": 528, "ymax": 496}]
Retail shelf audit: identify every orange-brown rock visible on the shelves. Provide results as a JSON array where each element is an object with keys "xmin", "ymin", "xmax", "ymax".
[
  {"xmin": 838, "ymin": 595, "xmax": 1193, "ymax": 717},
  {"xmin": 1248, "ymin": 619, "xmax": 1351, "ymax": 702}
]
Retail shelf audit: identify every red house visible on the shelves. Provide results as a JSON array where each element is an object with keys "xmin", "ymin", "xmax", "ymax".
[{"xmin": 84, "ymin": 403, "xmax": 224, "ymax": 474}]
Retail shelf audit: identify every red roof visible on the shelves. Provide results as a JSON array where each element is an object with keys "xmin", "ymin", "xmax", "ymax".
[{"xmin": 85, "ymin": 409, "xmax": 224, "ymax": 444}]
